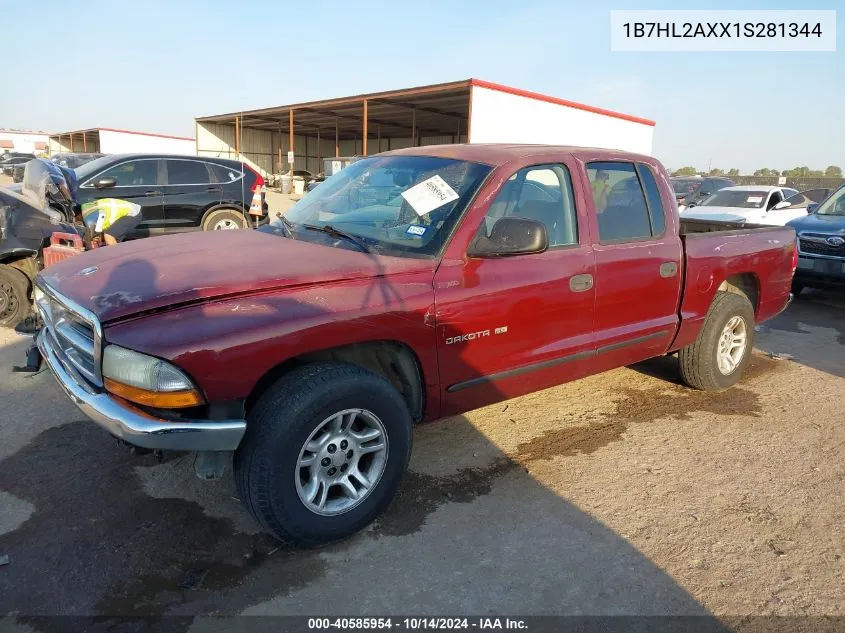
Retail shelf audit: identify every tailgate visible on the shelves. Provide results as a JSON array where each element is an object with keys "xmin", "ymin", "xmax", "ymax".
[{"xmin": 672, "ymin": 225, "xmax": 796, "ymax": 351}]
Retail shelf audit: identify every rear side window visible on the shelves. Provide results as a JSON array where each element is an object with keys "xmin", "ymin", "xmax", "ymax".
[
  {"xmin": 635, "ymin": 164, "xmax": 666, "ymax": 236},
  {"xmin": 166, "ymin": 159, "xmax": 212, "ymax": 185},
  {"xmin": 209, "ymin": 163, "xmax": 243, "ymax": 183},
  {"xmin": 587, "ymin": 162, "xmax": 652, "ymax": 243}
]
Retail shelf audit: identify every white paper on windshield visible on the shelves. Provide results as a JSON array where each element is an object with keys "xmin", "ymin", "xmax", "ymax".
[
  {"xmin": 401, "ymin": 175, "xmax": 460, "ymax": 216},
  {"xmin": 746, "ymin": 196, "xmax": 763, "ymax": 204}
]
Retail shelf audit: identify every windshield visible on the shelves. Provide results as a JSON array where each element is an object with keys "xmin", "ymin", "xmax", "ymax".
[
  {"xmin": 700, "ymin": 189, "xmax": 768, "ymax": 209},
  {"xmin": 73, "ymin": 155, "xmax": 117, "ymax": 181},
  {"xmin": 671, "ymin": 179, "xmax": 701, "ymax": 196},
  {"xmin": 814, "ymin": 185, "xmax": 845, "ymax": 216},
  {"xmin": 274, "ymin": 155, "xmax": 492, "ymax": 258}
]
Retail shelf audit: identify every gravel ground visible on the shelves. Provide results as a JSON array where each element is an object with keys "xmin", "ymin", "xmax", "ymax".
[{"xmin": 0, "ymin": 248, "xmax": 842, "ymax": 630}]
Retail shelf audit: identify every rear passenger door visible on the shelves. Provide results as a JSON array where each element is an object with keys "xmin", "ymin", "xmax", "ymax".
[
  {"xmin": 586, "ymin": 161, "xmax": 682, "ymax": 371},
  {"xmin": 163, "ymin": 159, "xmax": 218, "ymax": 230}
]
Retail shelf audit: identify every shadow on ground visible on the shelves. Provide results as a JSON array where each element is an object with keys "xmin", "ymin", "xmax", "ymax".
[{"xmin": 0, "ymin": 248, "xmax": 754, "ymax": 633}]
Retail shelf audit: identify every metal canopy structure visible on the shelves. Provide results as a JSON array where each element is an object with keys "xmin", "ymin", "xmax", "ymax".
[
  {"xmin": 195, "ymin": 78, "xmax": 656, "ymax": 177},
  {"xmin": 196, "ymin": 80, "xmax": 472, "ymax": 153},
  {"xmin": 50, "ymin": 128, "xmax": 102, "ymax": 153}
]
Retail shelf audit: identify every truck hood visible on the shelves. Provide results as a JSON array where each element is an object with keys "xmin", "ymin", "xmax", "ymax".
[
  {"xmin": 681, "ymin": 206, "xmax": 755, "ymax": 223},
  {"xmin": 38, "ymin": 230, "xmax": 435, "ymax": 323},
  {"xmin": 787, "ymin": 212, "xmax": 845, "ymax": 233}
]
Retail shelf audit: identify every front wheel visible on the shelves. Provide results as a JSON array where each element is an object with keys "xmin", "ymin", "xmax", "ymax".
[
  {"xmin": 678, "ymin": 291, "xmax": 755, "ymax": 391},
  {"xmin": 234, "ymin": 363, "xmax": 412, "ymax": 547},
  {"xmin": 0, "ymin": 265, "xmax": 32, "ymax": 329}
]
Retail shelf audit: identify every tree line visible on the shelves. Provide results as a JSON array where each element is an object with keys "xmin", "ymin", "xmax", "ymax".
[{"xmin": 672, "ymin": 166, "xmax": 843, "ymax": 178}]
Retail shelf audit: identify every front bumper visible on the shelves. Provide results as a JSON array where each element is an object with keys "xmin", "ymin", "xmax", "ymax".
[
  {"xmin": 794, "ymin": 255, "xmax": 845, "ymax": 286},
  {"xmin": 37, "ymin": 329, "xmax": 246, "ymax": 451}
]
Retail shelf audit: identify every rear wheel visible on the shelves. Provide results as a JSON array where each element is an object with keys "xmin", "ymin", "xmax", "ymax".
[
  {"xmin": 234, "ymin": 362, "xmax": 412, "ymax": 547},
  {"xmin": 202, "ymin": 208, "xmax": 248, "ymax": 231},
  {"xmin": 679, "ymin": 291, "xmax": 755, "ymax": 391},
  {"xmin": 0, "ymin": 265, "xmax": 31, "ymax": 329}
]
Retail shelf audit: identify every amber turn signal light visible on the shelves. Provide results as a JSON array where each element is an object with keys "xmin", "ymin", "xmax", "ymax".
[{"xmin": 104, "ymin": 378, "xmax": 205, "ymax": 409}]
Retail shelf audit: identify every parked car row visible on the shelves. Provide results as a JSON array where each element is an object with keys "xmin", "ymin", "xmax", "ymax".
[
  {"xmin": 669, "ymin": 175, "xmax": 845, "ymax": 293},
  {"xmin": 10, "ymin": 152, "xmax": 106, "ymax": 183},
  {"xmin": 1, "ymin": 153, "xmax": 36, "ymax": 176}
]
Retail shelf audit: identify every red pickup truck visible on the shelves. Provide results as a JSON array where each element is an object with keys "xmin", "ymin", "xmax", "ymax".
[{"xmin": 33, "ymin": 144, "xmax": 797, "ymax": 546}]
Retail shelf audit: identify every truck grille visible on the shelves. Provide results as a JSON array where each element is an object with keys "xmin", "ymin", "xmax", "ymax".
[
  {"xmin": 35, "ymin": 285, "xmax": 102, "ymax": 387},
  {"xmin": 799, "ymin": 235, "xmax": 845, "ymax": 258}
]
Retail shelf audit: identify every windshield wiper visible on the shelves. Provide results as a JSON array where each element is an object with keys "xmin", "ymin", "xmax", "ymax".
[
  {"xmin": 301, "ymin": 223, "xmax": 372, "ymax": 253},
  {"xmin": 275, "ymin": 213, "xmax": 295, "ymax": 236}
]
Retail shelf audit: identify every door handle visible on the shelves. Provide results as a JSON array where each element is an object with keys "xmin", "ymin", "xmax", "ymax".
[
  {"xmin": 144, "ymin": 190, "xmax": 162, "ymax": 196},
  {"xmin": 569, "ymin": 273, "xmax": 594, "ymax": 292},
  {"xmin": 659, "ymin": 262, "xmax": 679, "ymax": 278}
]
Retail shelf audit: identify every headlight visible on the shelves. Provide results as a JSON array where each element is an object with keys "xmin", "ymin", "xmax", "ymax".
[{"xmin": 102, "ymin": 344, "xmax": 204, "ymax": 408}]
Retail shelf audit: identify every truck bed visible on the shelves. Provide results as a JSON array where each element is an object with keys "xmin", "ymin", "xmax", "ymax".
[
  {"xmin": 671, "ymin": 220, "xmax": 797, "ymax": 352},
  {"xmin": 680, "ymin": 217, "xmax": 769, "ymax": 234}
]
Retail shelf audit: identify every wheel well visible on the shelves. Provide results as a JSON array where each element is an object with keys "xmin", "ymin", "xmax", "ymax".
[
  {"xmin": 0, "ymin": 254, "xmax": 38, "ymax": 283},
  {"xmin": 245, "ymin": 341, "xmax": 425, "ymax": 422},
  {"xmin": 718, "ymin": 273, "xmax": 759, "ymax": 314}
]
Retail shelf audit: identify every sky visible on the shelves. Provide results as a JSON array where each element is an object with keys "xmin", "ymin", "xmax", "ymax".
[{"xmin": 2, "ymin": 0, "xmax": 842, "ymax": 173}]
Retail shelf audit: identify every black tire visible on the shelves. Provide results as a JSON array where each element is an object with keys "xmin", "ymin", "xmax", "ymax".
[
  {"xmin": 791, "ymin": 280, "xmax": 804, "ymax": 296},
  {"xmin": 202, "ymin": 208, "xmax": 248, "ymax": 231},
  {"xmin": 678, "ymin": 291, "xmax": 755, "ymax": 391},
  {"xmin": 234, "ymin": 362, "xmax": 413, "ymax": 547},
  {"xmin": 0, "ymin": 265, "xmax": 32, "ymax": 329}
]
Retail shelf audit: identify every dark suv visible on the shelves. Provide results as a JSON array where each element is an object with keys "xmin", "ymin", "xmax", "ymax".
[
  {"xmin": 72, "ymin": 154, "xmax": 267, "ymax": 238},
  {"xmin": 671, "ymin": 176, "xmax": 735, "ymax": 210}
]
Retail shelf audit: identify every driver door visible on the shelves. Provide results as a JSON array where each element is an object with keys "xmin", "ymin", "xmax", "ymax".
[{"xmin": 433, "ymin": 162, "xmax": 597, "ymax": 415}]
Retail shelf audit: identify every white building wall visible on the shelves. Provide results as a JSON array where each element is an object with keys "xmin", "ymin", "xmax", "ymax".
[
  {"xmin": 0, "ymin": 130, "xmax": 50, "ymax": 154},
  {"xmin": 98, "ymin": 129, "xmax": 195, "ymax": 155},
  {"xmin": 469, "ymin": 85, "xmax": 654, "ymax": 155}
]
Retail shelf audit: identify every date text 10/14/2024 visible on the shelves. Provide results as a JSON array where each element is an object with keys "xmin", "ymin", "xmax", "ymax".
[{"xmin": 308, "ymin": 618, "xmax": 528, "ymax": 630}]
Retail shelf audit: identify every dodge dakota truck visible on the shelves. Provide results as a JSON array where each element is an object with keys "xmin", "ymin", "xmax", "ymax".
[{"xmin": 33, "ymin": 144, "xmax": 797, "ymax": 547}]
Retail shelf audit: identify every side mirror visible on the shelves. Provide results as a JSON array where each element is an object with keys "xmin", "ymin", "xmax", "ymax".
[
  {"xmin": 95, "ymin": 177, "xmax": 116, "ymax": 189},
  {"xmin": 468, "ymin": 217, "xmax": 549, "ymax": 257},
  {"xmin": 807, "ymin": 203, "xmax": 819, "ymax": 214},
  {"xmin": 773, "ymin": 201, "xmax": 791, "ymax": 210}
]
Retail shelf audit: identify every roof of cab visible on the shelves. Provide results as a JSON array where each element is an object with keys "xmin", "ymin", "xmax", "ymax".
[{"xmin": 380, "ymin": 143, "xmax": 656, "ymax": 166}]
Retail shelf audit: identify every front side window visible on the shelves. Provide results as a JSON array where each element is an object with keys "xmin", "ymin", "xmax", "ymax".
[
  {"xmin": 587, "ymin": 162, "xmax": 652, "ymax": 243},
  {"xmin": 96, "ymin": 160, "xmax": 160, "ymax": 186},
  {"xmin": 476, "ymin": 164, "xmax": 578, "ymax": 247},
  {"xmin": 268, "ymin": 155, "xmax": 492, "ymax": 258},
  {"xmin": 166, "ymin": 160, "xmax": 211, "ymax": 185}
]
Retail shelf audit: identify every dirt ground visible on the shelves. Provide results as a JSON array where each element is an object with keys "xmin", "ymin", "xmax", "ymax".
[{"xmin": 0, "ymin": 275, "xmax": 843, "ymax": 629}]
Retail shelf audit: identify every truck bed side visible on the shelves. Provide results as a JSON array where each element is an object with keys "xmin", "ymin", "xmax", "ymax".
[{"xmin": 670, "ymin": 222, "xmax": 796, "ymax": 352}]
